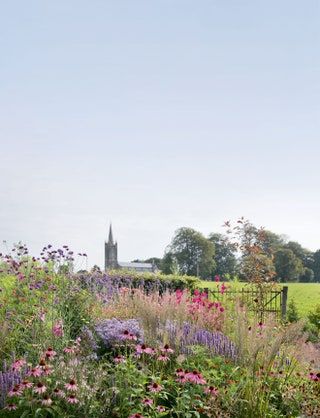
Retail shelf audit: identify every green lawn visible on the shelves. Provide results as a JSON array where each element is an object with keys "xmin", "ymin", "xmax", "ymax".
[{"xmin": 199, "ymin": 281, "xmax": 320, "ymax": 317}]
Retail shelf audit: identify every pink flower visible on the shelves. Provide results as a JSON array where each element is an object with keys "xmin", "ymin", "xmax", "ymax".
[
  {"xmin": 45, "ymin": 347, "xmax": 57, "ymax": 359},
  {"xmin": 147, "ymin": 382, "xmax": 162, "ymax": 393},
  {"xmin": 52, "ymin": 320, "xmax": 64, "ymax": 337},
  {"xmin": 205, "ymin": 386, "xmax": 219, "ymax": 396},
  {"xmin": 219, "ymin": 283, "xmax": 227, "ymax": 294},
  {"xmin": 11, "ymin": 358, "xmax": 26, "ymax": 372},
  {"xmin": 161, "ymin": 344, "xmax": 174, "ymax": 354},
  {"xmin": 21, "ymin": 380, "xmax": 33, "ymax": 389},
  {"xmin": 43, "ymin": 365, "xmax": 53, "ymax": 376},
  {"xmin": 65, "ymin": 379, "xmax": 78, "ymax": 391},
  {"xmin": 28, "ymin": 366, "xmax": 43, "ymax": 377},
  {"xmin": 34, "ymin": 382, "xmax": 47, "ymax": 394},
  {"xmin": 129, "ymin": 414, "xmax": 145, "ymax": 418},
  {"xmin": 123, "ymin": 330, "xmax": 137, "ymax": 341},
  {"xmin": 4, "ymin": 404, "xmax": 17, "ymax": 411},
  {"xmin": 176, "ymin": 368, "xmax": 185, "ymax": 377},
  {"xmin": 39, "ymin": 312, "xmax": 46, "ymax": 322},
  {"xmin": 41, "ymin": 396, "xmax": 52, "ymax": 406},
  {"xmin": 63, "ymin": 346, "xmax": 76, "ymax": 354},
  {"xmin": 66, "ymin": 394, "xmax": 79, "ymax": 404},
  {"xmin": 136, "ymin": 344, "xmax": 155, "ymax": 355},
  {"xmin": 142, "ymin": 398, "xmax": 153, "ymax": 406},
  {"xmin": 114, "ymin": 355, "xmax": 126, "ymax": 364},
  {"xmin": 157, "ymin": 354, "xmax": 169, "ymax": 362},
  {"xmin": 7, "ymin": 385, "xmax": 23, "ymax": 397},
  {"xmin": 53, "ymin": 388, "xmax": 65, "ymax": 398},
  {"xmin": 214, "ymin": 275, "xmax": 221, "ymax": 282},
  {"xmin": 157, "ymin": 406, "xmax": 166, "ymax": 412},
  {"xmin": 185, "ymin": 370, "xmax": 206, "ymax": 385}
]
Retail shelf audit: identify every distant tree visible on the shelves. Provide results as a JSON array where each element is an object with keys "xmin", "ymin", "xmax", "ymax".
[
  {"xmin": 168, "ymin": 228, "xmax": 215, "ymax": 278},
  {"xmin": 160, "ymin": 252, "xmax": 175, "ymax": 274},
  {"xmin": 311, "ymin": 250, "xmax": 320, "ymax": 282},
  {"xmin": 274, "ymin": 248, "xmax": 304, "ymax": 282},
  {"xmin": 260, "ymin": 230, "xmax": 286, "ymax": 255},
  {"xmin": 285, "ymin": 241, "xmax": 314, "ymax": 269},
  {"xmin": 208, "ymin": 233, "xmax": 237, "ymax": 279},
  {"xmin": 299, "ymin": 267, "xmax": 315, "ymax": 283}
]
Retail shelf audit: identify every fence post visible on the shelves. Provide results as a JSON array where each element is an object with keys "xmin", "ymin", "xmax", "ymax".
[{"xmin": 281, "ymin": 286, "xmax": 288, "ymax": 320}]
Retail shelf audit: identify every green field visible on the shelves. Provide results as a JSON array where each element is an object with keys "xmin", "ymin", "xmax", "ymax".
[{"xmin": 200, "ymin": 281, "xmax": 320, "ymax": 317}]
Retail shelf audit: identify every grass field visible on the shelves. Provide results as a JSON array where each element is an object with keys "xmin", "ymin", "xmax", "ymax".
[{"xmin": 199, "ymin": 281, "xmax": 320, "ymax": 317}]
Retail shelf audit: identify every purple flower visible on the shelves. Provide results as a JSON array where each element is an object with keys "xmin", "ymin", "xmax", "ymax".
[{"xmin": 95, "ymin": 318, "xmax": 144, "ymax": 349}]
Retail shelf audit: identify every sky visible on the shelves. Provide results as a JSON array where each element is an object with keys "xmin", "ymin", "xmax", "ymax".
[{"xmin": 0, "ymin": 0, "xmax": 319, "ymax": 269}]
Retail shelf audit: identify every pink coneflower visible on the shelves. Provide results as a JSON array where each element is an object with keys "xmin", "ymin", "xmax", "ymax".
[
  {"xmin": 176, "ymin": 368, "xmax": 185, "ymax": 377},
  {"xmin": 66, "ymin": 394, "xmax": 79, "ymax": 404},
  {"xmin": 147, "ymin": 382, "xmax": 162, "ymax": 393},
  {"xmin": 185, "ymin": 370, "xmax": 206, "ymax": 385},
  {"xmin": 53, "ymin": 388, "xmax": 65, "ymax": 398},
  {"xmin": 34, "ymin": 382, "xmax": 47, "ymax": 394},
  {"xmin": 65, "ymin": 379, "xmax": 78, "ymax": 391},
  {"xmin": 52, "ymin": 320, "xmax": 64, "ymax": 337},
  {"xmin": 43, "ymin": 365, "xmax": 53, "ymax": 376},
  {"xmin": 63, "ymin": 346, "xmax": 76, "ymax": 354},
  {"xmin": 136, "ymin": 344, "xmax": 154, "ymax": 355},
  {"xmin": 21, "ymin": 380, "xmax": 33, "ymax": 389},
  {"xmin": 28, "ymin": 366, "xmax": 43, "ymax": 377},
  {"xmin": 123, "ymin": 330, "xmax": 137, "ymax": 341},
  {"xmin": 41, "ymin": 395, "xmax": 53, "ymax": 406},
  {"xmin": 4, "ymin": 403, "xmax": 17, "ymax": 411},
  {"xmin": 142, "ymin": 398, "xmax": 153, "ymax": 406},
  {"xmin": 11, "ymin": 358, "xmax": 26, "ymax": 372},
  {"xmin": 45, "ymin": 347, "xmax": 57, "ymax": 359},
  {"xmin": 157, "ymin": 406, "xmax": 166, "ymax": 412},
  {"xmin": 129, "ymin": 414, "xmax": 145, "ymax": 418},
  {"xmin": 161, "ymin": 344, "xmax": 174, "ymax": 354},
  {"xmin": 7, "ymin": 385, "xmax": 23, "ymax": 397},
  {"xmin": 205, "ymin": 386, "xmax": 219, "ymax": 396},
  {"xmin": 157, "ymin": 354, "xmax": 169, "ymax": 362},
  {"xmin": 114, "ymin": 355, "xmax": 125, "ymax": 364}
]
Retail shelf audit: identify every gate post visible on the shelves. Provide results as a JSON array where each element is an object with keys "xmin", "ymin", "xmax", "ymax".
[{"xmin": 281, "ymin": 286, "xmax": 288, "ymax": 319}]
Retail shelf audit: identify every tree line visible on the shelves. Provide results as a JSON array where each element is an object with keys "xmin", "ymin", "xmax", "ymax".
[{"xmin": 139, "ymin": 220, "xmax": 320, "ymax": 282}]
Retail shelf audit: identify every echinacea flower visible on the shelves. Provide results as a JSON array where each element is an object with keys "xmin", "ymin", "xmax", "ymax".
[
  {"xmin": 34, "ymin": 382, "xmax": 47, "ymax": 394},
  {"xmin": 21, "ymin": 380, "xmax": 33, "ymax": 389},
  {"xmin": 114, "ymin": 355, "xmax": 125, "ymax": 364},
  {"xmin": 65, "ymin": 379, "xmax": 78, "ymax": 391},
  {"xmin": 11, "ymin": 359, "xmax": 26, "ymax": 372},
  {"xmin": 161, "ymin": 344, "xmax": 174, "ymax": 354},
  {"xmin": 66, "ymin": 394, "xmax": 79, "ymax": 404},
  {"xmin": 4, "ymin": 404, "xmax": 17, "ymax": 411},
  {"xmin": 41, "ymin": 395, "xmax": 53, "ymax": 406},
  {"xmin": 7, "ymin": 385, "xmax": 23, "ymax": 397},
  {"xmin": 42, "ymin": 365, "xmax": 53, "ymax": 376},
  {"xmin": 63, "ymin": 346, "xmax": 76, "ymax": 354},
  {"xmin": 147, "ymin": 382, "xmax": 162, "ymax": 393},
  {"xmin": 157, "ymin": 354, "xmax": 169, "ymax": 362},
  {"xmin": 45, "ymin": 347, "xmax": 57, "ymax": 359},
  {"xmin": 205, "ymin": 386, "xmax": 219, "ymax": 396},
  {"xmin": 28, "ymin": 366, "xmax": 42, "ymax": 377},
  {"xmin": 53, "ymin": 388, "xmax": 65, "ymax": 398},
  {"xmin": 185, "ymin": 370, "xmax": 206, "ymax": 385},
  {"xmin": 52, "ymin": 320, "xmax": 64, "ymax": 337},
  {"xmin": 129, "ymin": 414, "xmax": 145, "ymax": 418},
  {"xmin": 157, "ymin": 406, "xmax": 166, "ymax": 412},
  {"xmin": 123, "ymin": 330, "xmax": 137, "ymax": 341},
  {"xmin": 142, "ymin": 398, "xmax": 153, "ymax": 406}
]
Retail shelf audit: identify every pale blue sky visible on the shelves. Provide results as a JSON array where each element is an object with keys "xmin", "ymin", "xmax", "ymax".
[{"xmin": 0, "ymin": 1, "xmax": 319, "ymax": 268}]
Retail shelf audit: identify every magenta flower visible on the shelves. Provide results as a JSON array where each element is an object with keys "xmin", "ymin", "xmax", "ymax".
[
  {"xmin": 28, "ymin": 366, "xmax": 43, "ymax": 377},
  {"xmin": 34, "ymin": 382, "xmax": 47, "ymax": 394},
  {"xmin": 123, "ymin": 330, "xmax": 137, "ymax": 341},
  {"xmin": 205, "ymin": 386, "xmax": 219, "ymax": 396},
  {"xmin": 157, "ymin": 354, "xmax": 169, "ymax": 362},
  {"xmin": 11, "ymin": 359, "xmax": 26, "ymax": 372},
  {"xmin": 53, "ymin": 388, "xmax": 65, "ymax": 398},
  {"xmin": 157, "ymin": 406, "xmax": 166, "ymax": 412},
  {"xmin": 45, "ymin": 347, "xmax": 57, "ymax": 359},
  {"xmin": 129, "ymin": 414, "xmax": 145, "ymax": 418},
  {"xmin": 65, "ymin": 379, "xmax": 78, "ymax": 392},
  {"xmin": 63, "ymin": 346, "xmax": 76, "ymax": 354},
  {"xmin": 67, "ymin": 394, "xmax": 79, "ymax": 404},
  {"xmin": 136, "ymin": 344, "xmax": 156, "ymax": 355},
  {"xmin": 185, "ymin": 370, "xmax": 206, "ymax": 385},
  {"xmin": 161, "ymin": 344, "xmax": 174, "ymax": 354},
  {"xmin": 147, "ymin": 382, "xmax": 162, "ymax": 393},
  {"xmin": 7, "ymin": 385, "xmax": 23, "ymax": 397},
  {"xmin": 142, "ymin": 398, "xmax": 153, "ymax": 406},
  {"xmin": 114, "ymin": 355, "xmax": 126, "ymax": 364},
  {"xmin": 52, "ymin": 320, "xmax": 64, "ymax": 337},
  {"xmin": 4, "ymin": 404, "xmax": 17, "ymax": 411},
  {"xmin": 21, "ymin": 380, "xmax": 33, "ymax": 389}
]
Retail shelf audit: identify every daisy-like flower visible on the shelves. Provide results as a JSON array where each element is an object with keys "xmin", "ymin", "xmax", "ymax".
[
  {"xmin": 41, "ymin": 395, "xmax": 53, "ymax": 406},
  {"xmin": 21, "ymin": 380, "xmax": 33, "ymax": 389},
  {"xmin": 45, "ymin": 347, "xmax": 57, "ymax": 359},
  {"xmin": 43, "ymin": 365, "xmax": 53, "ymax": 376},
  {"xmin": 205, "ymin": 386, "xmax": 219, "ymax": 396},
  {"xmin": 142, "ymin": 398, "xmax": 153, "ymax": 406},
  {"xmin": 123, "ymin": 330, "xmax": 137, "ymax": 341},
  {"xmin": 161, "ymin": 344, "xmax": 174, "ymax": 354},
  {"xmin": 157, "ymin": 354, "xmax": 169, "ymax": 362},
  {"xmin": 185, "ymin": 370, "xmax": 206, "ymax": 385},
  {"xmin": 7, "ymin": 385, "xmax": 23, "ymax": 397},
  {"xmin": 63, "ymin": 346, "xmax": 76, "ymax": 354},
  {"xmin": 11, "ymin": 358, "xmax": 26, "ymax": 372},
  {"xmin": 34, "ymin": 382, "xmax": 47, "ymax": 394},
  {"xmin": 66, "ymin": 394, "xmax": 79, "ymax": 404},
  {"xmin": 28, "ymin": 366, "xmax": 43, "ymax": 377},
  {"xmin": 53, "ymin": 388, "xmax": 65, "ymax": 398},
  {"xmin": 4, "ymin": 404, "xmax": 17, "ymax": 411},
  {"xmin": 114, "ymin": 355, "xmax": 126, "ymax": 364},
  {"xmin": 135, "ymin": 344, "xmax": 155, "ymax": 355},
  {"xmin": 147, "ymin": 382, "xmax": 162, "ymax": 393},
  {"xmin": 129, "ymin": 414, "xmax": 145, "ymax": 418},
  {"xmin": 157, "ymin": 406, "xmax": 166, "ymax": 412},
  {"xmin": 65, "ymin": 379, "xmax": 78, "ymax": 391}
]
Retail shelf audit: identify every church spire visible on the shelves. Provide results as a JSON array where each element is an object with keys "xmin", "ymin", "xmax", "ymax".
[{"xmin": 108, "ymin": 224, "xmax": 114, "ymax": 245}]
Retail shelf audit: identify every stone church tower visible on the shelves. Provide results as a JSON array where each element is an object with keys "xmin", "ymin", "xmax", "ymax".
[{"xmin": 104, "ymin": 224, "xmax": 118, "ymax": 270}]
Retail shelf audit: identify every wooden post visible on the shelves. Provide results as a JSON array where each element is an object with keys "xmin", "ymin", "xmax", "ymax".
[{"xmin": 281, "ymin": 286, "xmax": 288, "ymax": 319}]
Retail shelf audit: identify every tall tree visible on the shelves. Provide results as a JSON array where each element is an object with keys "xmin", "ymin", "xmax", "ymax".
[
  {"xmin": 208, "ymin": 233, "xmax": 237, "ymax": 279},
  {"xmin": 274, "ymin": 248, "xmax": 304, "ymax": 282},
  {"xmin": 168, "ymin": 228, "xmax": 215, "ymax": 278}
]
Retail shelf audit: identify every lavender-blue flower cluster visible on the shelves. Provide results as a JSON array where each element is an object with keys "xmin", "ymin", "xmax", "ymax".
[
  {"xmin": 95, "ymin": 318, "xmax": 144, "ymax": 349},
  {"xmin": 0, "ymin": 362, "xmax": 26, "ymax": 408}
]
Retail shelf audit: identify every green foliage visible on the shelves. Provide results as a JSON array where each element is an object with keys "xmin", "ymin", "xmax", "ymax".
[
  {"xmin": 208, "ymin": 233, "xmax": 237, "ymax": 279},
  {"xmin": 287, "ymin": 299, "xmax": 300, "ymax": 322},
  {"xmin": 308, "ymin": 304, "xmax": 320, "ymax": 332},
  {"xmin": 274, "ymin": 248, "xmax": 304, "ymax": 282},
  {"xmin": 299, "ymin": 267, "xmax": 315, "ymax": 283},
  {"xmin": 167, "ymin": 227, "xmax": 215, "ymax": 278}
]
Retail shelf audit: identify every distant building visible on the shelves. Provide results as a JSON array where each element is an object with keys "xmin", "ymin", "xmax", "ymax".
[{"xmin": 104, "ymin": 225, "xmax": 156, "ymax": 273}]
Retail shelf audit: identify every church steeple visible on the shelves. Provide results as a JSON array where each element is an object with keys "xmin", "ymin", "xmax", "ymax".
[{"xmin": 108, "ymin": 224, "xmax": 114, "ymax": 245}]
